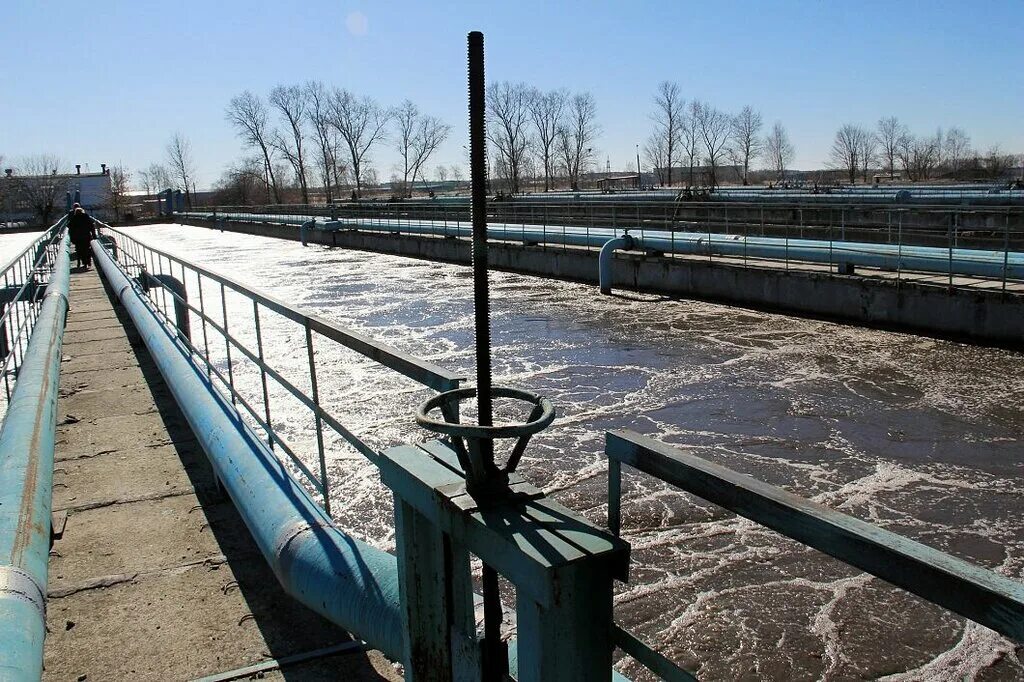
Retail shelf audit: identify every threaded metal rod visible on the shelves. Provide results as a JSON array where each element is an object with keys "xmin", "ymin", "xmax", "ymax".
[
  {"xmin": 468, "ymin": 30, "xmax": 493, "ymax": 436},
  {"xmin": 468, "ymin": 30, "xmax": 508, "ymax": 680}
]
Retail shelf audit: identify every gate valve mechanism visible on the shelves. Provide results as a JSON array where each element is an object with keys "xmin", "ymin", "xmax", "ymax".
[{"xmin": 416, "ymin": 386, "xmax": 555, "ymax": 501}]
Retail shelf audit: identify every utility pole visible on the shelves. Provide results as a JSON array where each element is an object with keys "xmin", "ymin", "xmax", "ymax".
[{"xmin": 636, "ymin": 144, "xmax": 642, "ymax": 189}]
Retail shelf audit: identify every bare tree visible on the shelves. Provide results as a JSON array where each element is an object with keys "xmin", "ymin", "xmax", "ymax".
[
  {"xmin": 527, "ymin": 88, "xmax": 567, "ymax": 191},
  {"xmin": 694, "ymin": 100, "xmax": 730, "ymax": 188},
  {"xmin": 394, "ymin": 100, "xmax": 450, "ymax": 197},
  {"xmin": 219, "ymin": 157, "xmax": 273, "ymax": 205},
  {"xmin": 897, "ymin": 130, "xmax": 942, "ymax": 181},
  {"xmin": 165, "ymin": 133, "xmax": 196, "ymax": 207},
  {"xmin": 764, "ymin": 122, "xmax": 794, "ymax": 182},
  {"xmin": 226, "ymin": 91, "xmax": 279, "ymax": 203},
  {"xmin": 486, "ymin": 81, "xmax": 531, "ymax": 194},
  {"xmin": 269, "ymin": 84, "xmax": 310, "ymax": 203},
  {"xmin": 984, "ymin": 145, "xmax": 1015, "ymax": 179},
  {"xmin": 681, "ymin": 102, "xmax": 701, "ymax": 187},
  {"xmin": 830, "ymin": 124, "xmax": 868, "ymax": 184},
  {"xmin": 643, "ymin": 131, "xmax": 668, "ymax": 186},
  {"xmin": 108, "ymin": 165, "xmax": 131, "ymax": 218},
  {"xmin": 876, "ymin": 116, "xmax": 905, "ymax": 179},
  {"xmin": 858, "ymin": 133, "xmax": 878, "ymax": 183},
  {"xmin": 449, "ymin": 164, "xmax": 464, "ymax": 185},
  {"xmin": 328, "ymin": 89, "xmax": 390, "ymax": 198},
  {"xmin": 648, "ymin": 82, "xmax": 684, "ymax": 187},
  {"xmin": 305, "ymin": 81, "xmax": 341, "ymax": 203},
  {"xmin": 10, "ymin": 155, "xmax": 68, "ymax": 225},
  {"xmin": 728, "ymin": 105, "xmax": 763, "ymax": 185},
  {"xmin": 436, "ymin": 165, "xmax": 449, "ymax": 182},
  {"xmin": 944, "ymin": 127, "xmax": 971, "ymax": 175},
  {"xmin": 557, "ymin": 92, "xmax": 600, "ymax": 191}
]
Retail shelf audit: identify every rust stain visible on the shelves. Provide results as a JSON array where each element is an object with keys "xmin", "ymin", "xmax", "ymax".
[{"xmin": 10, "ymin": 306, "xmax": 63, "ymax": 565}]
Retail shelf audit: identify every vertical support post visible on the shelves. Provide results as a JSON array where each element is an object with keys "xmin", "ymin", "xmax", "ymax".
[
  {"xmin": 948, "ymin": 214, "xmax": 954, "ymax": 289},
  {"xmin": 514, "ymin": 563, "xmax": 616, "ymax": 681},
  {"xmin": 220, "ymin": 283, "xmax": 236, "ymax": 404},
  {"xmin": 305, "ymin": 321, "xmax": 331, "ymax": 515},
  {"xmin": 394, "ymin": 502, "xmax": 478, "ymax": 682},
  {"xmin": 0, "ymin": 302, "xmax": 7, "ymax": 360},
  {"xmin": 253, "ymin": 301, "xmax": 273, "ymax": 449},
  {"xmin": 1003, "ymin": 210, "xmax": 1010, "ymax": 292},
  {"xmin": 608, "ymin": 457, "xmax": 621, "ymax": 536},
  {"xmin": 197, "ymin": 275, "xmax": 211, "ymax": 379}
]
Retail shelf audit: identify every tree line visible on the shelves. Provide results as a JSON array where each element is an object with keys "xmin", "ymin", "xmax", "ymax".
[
  {"xmin": 643, "ymin": 81, "xmax": 796, "ymax": 188},
  {"xmin": 28, "ymin": 79, "xmax": 1017, "ymax": 211},
  {"xmin": 220, "ymin": 82, "xmax": 450, "ymax": 203},
  {"xmin": 830, "ymin": 118, "xmax": 1017, "ymax": 184}
]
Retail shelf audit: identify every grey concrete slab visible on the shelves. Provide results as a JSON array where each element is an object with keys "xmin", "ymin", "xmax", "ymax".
[{"xmin": 52, "ymin": 444, "xmax": 196, "ymax": 511}]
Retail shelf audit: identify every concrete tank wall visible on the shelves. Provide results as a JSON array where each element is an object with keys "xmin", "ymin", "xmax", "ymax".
[{"xmin": 180, "ymin": 218, "xmax": 1024, "ymax": 349}]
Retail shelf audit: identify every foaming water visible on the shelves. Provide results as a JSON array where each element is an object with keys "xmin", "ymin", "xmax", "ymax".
[
  {"xmin": 122, "ymin": 223, "xmax": 1024, "ymax": 680},
  {"xmin": 0, "ymin": 231, "xmax": 44, "ymax": 266}
]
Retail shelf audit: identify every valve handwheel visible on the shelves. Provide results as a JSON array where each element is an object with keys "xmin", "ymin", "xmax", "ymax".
[{"xmin": 416, "ymin": 386, "xmax": 555, "ymax": 498}]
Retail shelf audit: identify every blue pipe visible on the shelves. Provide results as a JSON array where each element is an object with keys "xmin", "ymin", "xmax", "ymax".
[
  {"xmin": 90, "ymin": 241, "xmax": 407, "ymax": 662},
  {"xmin": 195, "ymin": 212, "xmax": 1023, "ymax": 281},
  {"xmin": 0, "ymin": 233, "xmax": 69, "ymax": 681},
  {"xmin": 599, "ymin": 235, "xmax": 635, "ymax": 294}
]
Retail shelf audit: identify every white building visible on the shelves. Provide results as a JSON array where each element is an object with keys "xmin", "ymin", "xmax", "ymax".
[{"xmin": 2, "ymin": 164, "xmax": 113, "ymax": 224}]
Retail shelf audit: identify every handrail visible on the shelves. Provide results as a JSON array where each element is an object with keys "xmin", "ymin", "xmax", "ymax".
[
  {"xmin": 90, "ymin": 240, "xmax": 408, "ymax": 662},
  {"xmin": 1, "ymin": 217, "xmax": 69, "ymax": 412},
  {"xmin": 92, "ymin": 223, "xmax": 464, "ymax": 512},
  {"xmin": 604, "ymin": 428, "xmax": 1024, "ymax": 680},
  {"xmin": 99, "ymin": 224, "xmax": 461, "ymax": 390}
]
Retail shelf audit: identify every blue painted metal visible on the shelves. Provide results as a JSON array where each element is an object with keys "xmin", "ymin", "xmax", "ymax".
[
  {"xmin": 138, "ymin": 272, "xmax": 190, "ymax": 341},
  {"xmin": 186, "ymin": 211, "xmax": 1024, "ymax": 282},
  {"xmin": 91, "ymin": 242, "xmax": 408, "ymax": 663},
  {"xmin": 380, "ymin": 439, "xmax": 631, "ymax": 681},
  {"xmin": 606, "ymin": 429, "xmax": 1024, "ymax": 642},
  {"xmin": 599, "ymin": 235, "xmax": 635, "ymax": 294},
  {"xmin": 0, "ymin": 233, "xmax": 69, "ymax": 680}
]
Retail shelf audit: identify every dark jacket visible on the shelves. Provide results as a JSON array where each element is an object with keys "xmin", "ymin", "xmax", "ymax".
[{"xmin": 68, "ymin": 212, "xmax": 96, "ymax": 243}]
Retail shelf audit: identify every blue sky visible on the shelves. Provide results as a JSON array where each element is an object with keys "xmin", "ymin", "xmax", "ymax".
[{"xmin": 2, "ymin": 0, "xmax": 1021, "ymax": 187}]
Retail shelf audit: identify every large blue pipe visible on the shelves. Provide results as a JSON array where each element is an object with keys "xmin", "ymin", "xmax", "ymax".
[
  {"xmin": 184, "ymin": 212, "xmax": 1024, "ymax": 282},
  {"xmin": 0, "ymin": 233, "xmax": 69, "ymax": 681},
  {"xmin": 90, "ymin": 241, "xmax": 407, "ymax": 662}
]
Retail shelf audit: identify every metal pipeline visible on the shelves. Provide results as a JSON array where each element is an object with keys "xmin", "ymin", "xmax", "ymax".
[
  {"xmin": 90, "ymin": 241, "xmax": 407, "ymax": 662},
  {"xmin": 183, "ymin": 212, "xmax": 1024, "ymax": 282},
  {"xmin": 0, "ymin": 234, "xmax": 69, "ymax": 680},
  {"xmin": 599, "ymin": 235, "xmax": 635, "ymax": 294}
]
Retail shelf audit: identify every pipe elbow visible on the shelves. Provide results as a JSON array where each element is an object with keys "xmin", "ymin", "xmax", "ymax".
[{"xmin": 599, "ymin": 236, "xmax": 634, "ymax": 295}]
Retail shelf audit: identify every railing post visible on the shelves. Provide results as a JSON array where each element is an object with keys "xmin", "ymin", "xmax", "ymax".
[
  {"xmin": 253, "ymin": 301, "xmax": 273, "ymax": 450},
  {"xmin": 220, "ymin": 283, "xmax": 236, "ymax": 405},
  {"xmin": 1003, "ymin": 210, "xmax": 1010, "ymax": 292},
  {"xmin": 304, "ymin": 321, "xmax": 331, "ymax": 515},
  {"xmin": 608, "ymin": 457, "xmax": 621, "ymax": 536}
]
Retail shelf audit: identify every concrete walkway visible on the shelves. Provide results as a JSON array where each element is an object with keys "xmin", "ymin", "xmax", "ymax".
[{"xmin": 43, "ymin": 267, "xmax": 399, "ymax": 681}]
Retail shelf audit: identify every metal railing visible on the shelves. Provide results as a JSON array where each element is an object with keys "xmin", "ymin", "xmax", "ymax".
[
  {"xmin": 182, "ymin": 203, "xmax": 1024, "ymax": 292},
  {"xmin": 94, "ymin": 223, "xmax": 463, "ymax": 513},
  {"xmin": 604, "ymin": 429, "xmax": 1024, "ymax": 681},
  {"xmin": 0, "ymin": 217, "xmax": 68, "ymax": 416}
]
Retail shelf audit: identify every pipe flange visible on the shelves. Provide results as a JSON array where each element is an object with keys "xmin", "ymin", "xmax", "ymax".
[{"xmin": 0, "ymin": 565, "xmax": 46, "ymax": 619}]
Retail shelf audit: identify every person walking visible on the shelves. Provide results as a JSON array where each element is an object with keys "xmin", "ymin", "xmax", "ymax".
[{"xmin": 67, "ymin": 205, "xmax": 97, "ymax": 269}]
